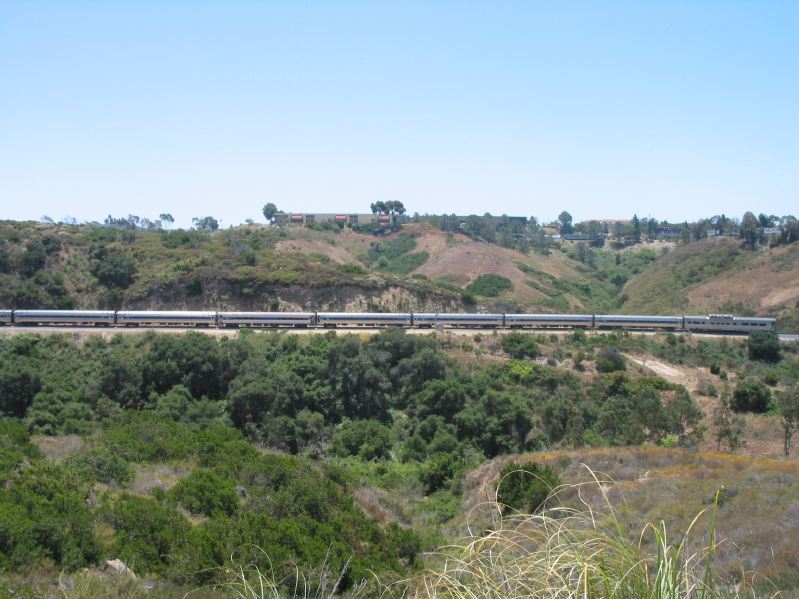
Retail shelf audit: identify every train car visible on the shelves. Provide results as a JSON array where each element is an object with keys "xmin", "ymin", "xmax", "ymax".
[
  {"xmin": 115, "ymin": 311, "xmax": 217, "ymax": 327},
  {"xmin": 12, "ymin": 309, "xmax": 116, "ymax": 326},
  {"xmin": 316, "ymin": 312, "xmax": 412, "ymax": 327},
  {"xmin": 0, "ymin": 310, "xmax": 13, "ymax": 325},
  {"xmin": 218, "ymin": 311, "xmax": 315, "ymax": 327},
  {"xmin": 684, "ymin": 314, "xmax": 776, "ymax": 333},
  {"xmin": 594, "ymin": 314, "xmax": 683, "ymax": 329},
  {"xmin": 413, "ymin": 313, "xmax": 504, "ymax": 328},
  {"xmin": 504, "ymin": 313, "xmax": 594, "ymax": 328}
]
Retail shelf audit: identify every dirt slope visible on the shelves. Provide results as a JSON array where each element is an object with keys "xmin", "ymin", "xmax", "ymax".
[{"xmin": 621, "ymin": 237, "xmax": 799, "ymax": 331}]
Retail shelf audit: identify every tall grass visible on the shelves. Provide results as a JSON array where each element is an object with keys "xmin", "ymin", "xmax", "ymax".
[
  {"xmin": 403, "ymin": 472, "xmax": 758, "ymax": 599},
  {"xmin": 206, "ymin": 473, "xmax": 769, "ymax": 599},
  {"xmin": 190, "ymin": 547, "xmax": 371, "ymax": 599}
]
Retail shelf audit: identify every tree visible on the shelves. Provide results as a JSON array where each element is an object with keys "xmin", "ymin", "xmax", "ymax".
[
  {"xmin": 732, "ymin": 378, "xmax": 771, "ymax": 413},
  {"xmin": 159, "ymin": 213, "xmax": 174, "ymax": 229},
  {"xmin": 713, "ymin": 385, "xmax": 744, "ymax": 452},
  {"xmin": 557, "ymin": 211, "xmax": 573, "ymax": 234},
  {"xmin": 631, "ymin": 214, "xmax": 641, "ymax": 242},
  {"xmin": 740, "ymin": 211, "xmax": 760, "ymax": 250},
  {"xmin": 262, "ymin": 203, "xmax": 277, "ymax": 223},
  {"xmin": 19, "ymin": 241, "xmax": 46, "ymax": 277},
  {"xmin": 747, "ymin": 331, "xmax": 781, "ymax": 363},
  {"xmin": 758, "ymin": 213, "xmax": 776, "ymax": 228},
  {"xmin": 331, "ymin": 420, "xmax": 392, "ymax": 460},
  {"xmin": 387, "ymin": 200, "xmax": 406, "ymax": 215},
  {"xmin": 778, "ymin": 384, "xmax": 799, "ymax": 456},
  {"xmin": 370, "ymin": 201, "xmax": 387, "ymax": 215},
  {"xmin": 91, "ymin": 250, "xmax": 136, "ymax": 288},
  {"xmin": 0, "ymin": 364, "xmax": 42, "ymax": 417},
  {"xmin": 192, "ymin": 216, "xmax": 219, "ymax": 231}
]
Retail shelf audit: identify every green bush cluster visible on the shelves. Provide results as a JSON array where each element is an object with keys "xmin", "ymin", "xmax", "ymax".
[
  {"xmin": 466, "ymin": 274, "xmax": 513, "ymax": 297},
  {"xmin": 501, "ymin": 333, "xmax": 539, "ymax": 359},
  {"xmin": 496, "ymin": 461, "xmax": 562, "ymax": 514}
]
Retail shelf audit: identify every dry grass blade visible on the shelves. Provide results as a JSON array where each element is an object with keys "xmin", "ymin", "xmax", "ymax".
[{"xmin": 401, "ymin": 466, "xmax": 749, "ymax": 599}]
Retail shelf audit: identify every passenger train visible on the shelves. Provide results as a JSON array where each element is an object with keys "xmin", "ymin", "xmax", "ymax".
[{"xmin": 0, "ymin": 309, "xmax": 776, "ymax": 334}]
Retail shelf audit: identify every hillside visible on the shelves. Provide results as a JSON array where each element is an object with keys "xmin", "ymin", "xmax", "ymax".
[
  {"xmin": 463, "ymin": 447, "xmax": 799, "ymax": 591},
  {"xmin": 0, "ymin": 220, "xmax": 597, "ymax": 314},
  {"xmin": 1, "ymin": 220, "xmax": 797, "ymax": 332},
  {"xmin": 619, "ymin": 237, "xmax": 799, "ymax": 331}
]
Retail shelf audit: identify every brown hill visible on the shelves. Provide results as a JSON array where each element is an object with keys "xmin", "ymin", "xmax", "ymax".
[{"xmin": 620, "ymin": 237, "xmax": 799, "ymax": 331}]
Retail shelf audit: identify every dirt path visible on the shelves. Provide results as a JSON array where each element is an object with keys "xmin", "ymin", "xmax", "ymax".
[{"xmin": 626, "ymin": 355, "xmax": 685, "ymax": 382}]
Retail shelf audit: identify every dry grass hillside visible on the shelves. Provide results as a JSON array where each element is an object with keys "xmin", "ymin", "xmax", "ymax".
[
  {"xmin": 192, "ymin": 223, "xmax": 586, "ymax": 311},
  {"xmin": 462, "ymin": 447, "xmax": 799, "ymax": 593},
  {"xmin": 620, "ymin": 237, "xmax": 799, "ymax": 330}
]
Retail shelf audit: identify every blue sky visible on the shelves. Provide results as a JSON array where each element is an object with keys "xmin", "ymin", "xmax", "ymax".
[{"xmin": 1, "ymin": 1, "xmax": 796, "ymax": 228}]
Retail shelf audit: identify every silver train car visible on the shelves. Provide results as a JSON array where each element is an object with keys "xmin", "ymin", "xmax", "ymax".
[
  {"xmin": 0, "ymin": 309, "xmax": 777, "ymax": 334},
  {"xmin": 12, "ymin": 310, "xmax": 116, "ymax": 325},
  {"xmin": 413, "ymin": 313, "xmax": 504, "ymax": 328},
  {"xmin": 218, "ymin": 311, "xmax": 315, "ymax": 327},
  {"xmin": 684, "ymin": 314, "xmax": 776, "ymax": 333},
  {"xmin": 594, "ymin": 315, "xmax": 683, "ymax": 329},
  {"xmin": 316, "ymin": 312, "xmax": 413, "ymax": 327},
  {"xmin": 115, "ymin": 311, "xmax": 217, "ymax": 326},
  {"xmin": 505, "ymin": 313, "xmax": 594, "ymax": 328}
]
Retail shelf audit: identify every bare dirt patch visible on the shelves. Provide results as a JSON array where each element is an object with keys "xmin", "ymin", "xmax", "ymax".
[
  {"xmin": 626, "ymin": 355, "xmax": 685, "ymax": 381},
  {"xmin": 32, "ymin": 434, "xmax": 84, "ymax": 462},
  {"xmin": 275, "ymin": 238, "xmax": 357, "ymax": 264},
  {"xmin": 128, "ymin": 463, "xmax": 193, "ymax": 495}
]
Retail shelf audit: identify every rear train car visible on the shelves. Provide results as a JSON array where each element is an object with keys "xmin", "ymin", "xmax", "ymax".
[
  {"xmin": 0, "ymin": 310, "xmax": 15, "ymax": 325},
  {"xmin": 684, "ymin": 314, "xmax": 776, "ymax": 333}
]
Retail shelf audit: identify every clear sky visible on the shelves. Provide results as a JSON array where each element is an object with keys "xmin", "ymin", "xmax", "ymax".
[{"xmin": 1, "ymin": 1, "xmax": 796, "ymax": 228}]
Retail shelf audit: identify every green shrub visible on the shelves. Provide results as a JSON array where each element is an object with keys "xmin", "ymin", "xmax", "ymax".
[
  {"xmin": 64, "ymin": 449, "xmax": 134, "ymax": 486},
  {"xmin": 420, "ymin": 452, "xmax": 464, "ymax": 495},
  {"xmin": 168, "ymin": 468, "xmax": 239, "ymax": 517},
  {"xmin": 595, "ymin": 347, "xmax": 626, "ymax": 372},
  {"xmin": 763, "ymin": 370, "xmax": 780, "ymax": 387},
  {"xmin": 466, "ymin": 274, "xmax": 513, "ymax": 297},
  {"xmin": 90, "ymin": 249, "xmax": 137, "ymax": 288},
  {"xmin": 105, "ymin": 494, "xmax": 190, "ymax": 575},
  {"xmin": 732, "ymin": 378, "xmax": 772, "ymax": 413},
  {"xmin": 496, "ymin": 461, "xmax": 561, "ymax": 514},
  {"xmin": 379, "ymin": 251, "xmax": 429, "ymax": 274},
  {"xmin": 747, "ymin": 331, "xmax": 781, "ymax": 363},
  {"xmin": 0, "ymin": 365, "xmax": 42, "ymax": 417},
  {"xmin": 501, "ymin": 333, "xmax": 539, "ymax": 359},
  {"xmin": 696, "ymin": 379, "xmax": 718, "ymax": 397},
  {"xmin": 331, "ymin": 420, "xmax": 392, "ymax": 461},
  {"xmin": 0, "ymin": 463, "xmax": 101, "ymax": 570}
]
